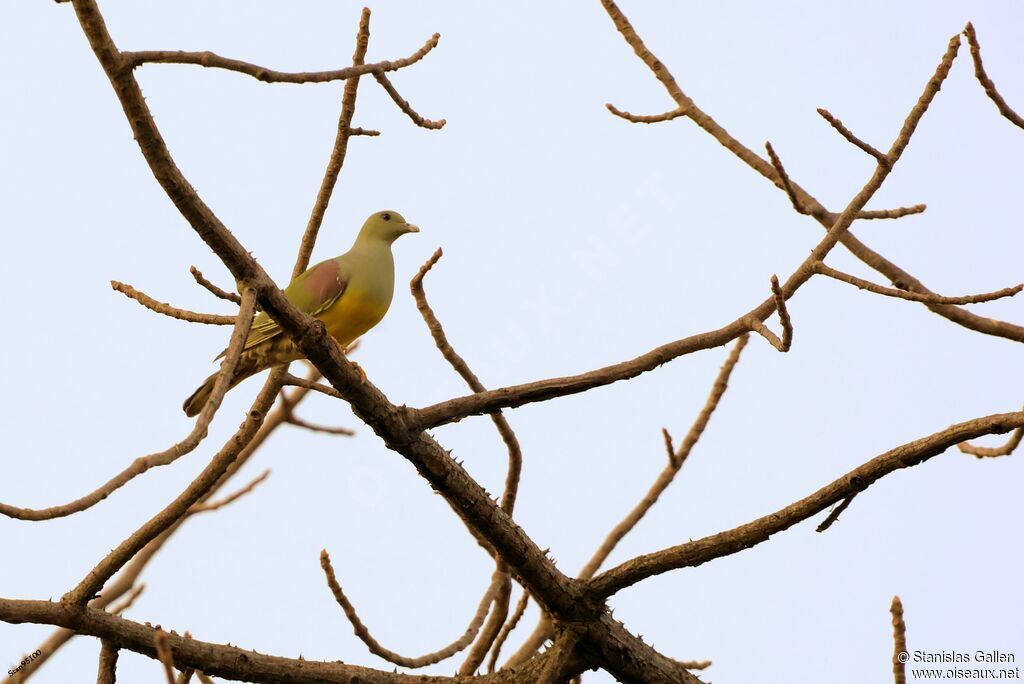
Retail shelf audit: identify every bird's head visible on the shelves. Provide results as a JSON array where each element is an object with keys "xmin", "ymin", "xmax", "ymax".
[{"xmin": 358, "ymin": 210, "xmax": 420, "ymax": 245}]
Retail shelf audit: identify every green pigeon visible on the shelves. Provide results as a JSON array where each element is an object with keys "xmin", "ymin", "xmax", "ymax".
[{"xmin": 183, "ymin": 210, "xmax": 419, "ymax": 416}]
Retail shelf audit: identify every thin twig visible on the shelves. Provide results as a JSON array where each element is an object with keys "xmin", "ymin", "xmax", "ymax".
[
  {"xmin": 154, "ymin": 629, "xmax": 176, "ymax": 684},
  {"xmin": 765, "ymin": 141, "xmax": 814, "ymax": 216},
  {"xmin": 606, "ymin": 103, "xmax": 688, "ymax": 124},
  {"xmin": 891, "ymin": 597, "xmax": 907, "ymax": 684},
  {"xmin": 281, "ymin": 373, "xmax": 345, "ymax": 400},
  {"xmin": 815, "ymin": 494, "xmax": 857, "ymax": 533},
  {"xmin": 816, "ymin": 108, "xmax": 889, "ymax": 165},
  {"xmin": 373, "ymin": 73, "xmax": 446, "ymax": 129},
  {"xmin": 121, "ymin": 34, "xmax": 441, "ymax": 85},
  {"xmin": 856, "ymin": 205, "xmax": 927, "ymax": 220},
  {"xmin": 189, "ymin": 470, "xmax": 271, "ymax": 514},
  {"xmin": 319, "ymin": 550, "xmax": 501, "ymax": 668},
  {"xmin": 292, "ymin": 9, "xmax": 371, "ymax": 278},
  {"xmin": 487, "ymin": 591, "xmax": 530, "ymax": 672},
  {"xmin": 96, "ymin": 640, "xmax": 118, "ymax": 684},
  {"xmin": 111, "ymin": 281, "xmax": 235, "ymax": 325},
  {"xmin": 598, "ymin": 0, "xmax": 1024, "ymax": 349},
  {"xmin": 579, "ymin": 336, "xmax": 748, "ymax": 579},
  {"xmin": 589, "ymin": 408, "xmax": 1024, "ymax": 597},
  {"xmin": 285, "ymin": 415, "xmax": 356, "ymax": 436},
  {"xmin": 958, "ymin": 419, "xmax": 1023, "ymax": 458},
  {"xmin": 61, "ymin": 366, "xmax": 284, "ymax": 607},
  {"xmin": 815, "ymin": 262, "xmax": 1022, "ymax": 305},
  {"xmin": 771, "ymin": 275, "xmax": 793, "ymax": 352},
  {"xmin": 963, "ymin": 23, "xmax": 1024, "ymax": 130},
  {"xmin": 189, "ymin": 266, "xmax": 241, "ymax": 305},
  {"xmin": 1, "ymin": 288, "xmax": 258, "ymax": 521}
]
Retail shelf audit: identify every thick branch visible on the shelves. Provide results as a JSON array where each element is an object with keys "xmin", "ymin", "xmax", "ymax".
[
  {"xmin": 589, "ymin": 409, "xmax": 1024, "ymax": 597},
  {"xmin": 0, "ymin": 599, "xmax": 554, "ymax": 684}
]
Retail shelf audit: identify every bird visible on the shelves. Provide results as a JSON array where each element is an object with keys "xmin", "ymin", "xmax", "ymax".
[{"xmin": 183, "ymin": 210, "xmax": 419, "ymax": 416}]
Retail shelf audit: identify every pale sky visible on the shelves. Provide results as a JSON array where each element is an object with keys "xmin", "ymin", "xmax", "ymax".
[{"xmin": 2, "ymin": 2, "xmax": 1023, "ymax": 683}]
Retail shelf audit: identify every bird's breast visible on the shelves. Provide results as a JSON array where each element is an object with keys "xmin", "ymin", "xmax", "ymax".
[{"xmin": 319, "ymin": 279, "xmax": 393, "ymax": 346}]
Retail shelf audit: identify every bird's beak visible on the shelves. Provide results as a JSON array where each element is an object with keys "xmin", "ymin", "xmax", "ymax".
[{"xmin": 404, "ymin": 223, "xmax": 420, "ymax": 234}]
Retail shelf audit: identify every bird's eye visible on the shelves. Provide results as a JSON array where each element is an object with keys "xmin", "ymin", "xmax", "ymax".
[{"xmin": 382, "ymin": 213, "xmax": 392, "ymax": 221}]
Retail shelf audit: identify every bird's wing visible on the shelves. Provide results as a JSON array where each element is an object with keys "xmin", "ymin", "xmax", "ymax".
[{"xmin": 214, "ymin": 259, "xmax": 349, "ymax": 359}]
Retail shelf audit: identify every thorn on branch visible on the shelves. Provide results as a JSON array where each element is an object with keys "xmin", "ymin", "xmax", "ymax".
[
  {"xmin": 373, "ymin": 73, "xmax": 446, "ymax": 129},
  {"xmin": 349, "ymin": 127, "xmax": 381, "ymax": 136},
  {"xmin": 963, "ymin": 23, "xmax": 1024, "ymax": 130},
  {"xmin": 816, "ymin": 108, "xmax": 890, "ymax": 166},
  {"xmin": 814, "ymin": 261, "xmax": 1023, "ymax": 305},
  {"xmin": 606, "ymin": 103, "xmax": 688, "ymax": 124},
  {"xmin": 111, "ymin": 280, "xmax": 237, "ymax": 325}
]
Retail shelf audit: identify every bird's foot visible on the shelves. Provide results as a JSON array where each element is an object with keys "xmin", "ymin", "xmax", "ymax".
[{"xmin": 349, "ymin": 360, "xmax": 367, "ymax": 384}]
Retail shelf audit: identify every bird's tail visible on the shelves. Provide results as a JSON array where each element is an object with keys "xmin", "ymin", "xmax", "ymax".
[{"xmin": 182, "ymin": 363, "xmax": 255, "ymax": 417}]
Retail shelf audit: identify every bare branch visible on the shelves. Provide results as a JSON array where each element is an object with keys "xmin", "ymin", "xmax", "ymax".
[
  {"xmin": 293, "ymin": 9, "xmax": 371, "ymax": 277},
  {"xmin": 891, "ymin": 597, "xmax": 907, "ymax": 684},
  {"xmin": 155, "ymin": 629, "xmax": 177, "ymax": 684},
  {"xmin": 1, "ymin": 288, "xmax": 257, "ymax": 521},
  {"xmin": 281, "ymin": 373, "xmax": 345, "ymax": 400},
  {"xmin": 111, "ymin": 281, "xmax": 235, "ymax": 325},
  {"xmin": 96, "ymin": 640, "xmax": 118, "ymax": 684},
  {"xmin": 189, "ymin": 470, "xmax": 271, "ymax": 515},
  {"xmin": 598, "ymin": 0, "xmax": 1024, "ymax": 346},
  {"xmin": 284, "ymin": 415, "xmax": 355, "ymax": 436},
  {"xmin": 579, "ymin": 336, "xmax": 748, "ymax": 579},
  {"xmin": 487, "ymin": 591, "xmax": 530, "ymax": 672},
  {"xmin": 121, "ymin": 34, "xmax": 441, "ymax": 86},
  {"xmin": 959, "ymin": 418, "xmax": 1023, "ymax": 458},
  {"xmin": 319, "ymin": 550, "xmax": 502, "ymax": 669},
  {"xmin": 815, "ymin": 262, "xmax": 1022, "ymax": 305},
  {"xmin": 589, "ymin": 408, "xmax": 1024, "ymax": 597},
  {"xmin": 816, "ymin": 108, "xmax": 889, "ymax": 165},
  {"xmin": 60, "ymin": 366, "xmax": 283, "ymax": 607},
  {"xmin": 605, "ymin": 103, "xmax": 688, "ymax": 124},
  {"xmin": 410, "ymin": 248, "xmax": 523, "ymax": 515},
  {"xmin": 0, "ymin": 598, "xmax": 559, "ymax": 684},
  {"xmin": 765, "ymin": 141, "xmax": 816, "ymax": 217},
  {"xmin": 856, "ymin": 205, "xmax": 927, "ymax": 220},
  {"xmin": 373, "ymin": 73, "xmax": 446, "ymax": 129},
  {"xmin": 815, "ymin": 494, "xmax": 857, "ymax": 533},
  {"xmin": 189, "ymin": 266, "xmax": 242, "ymax": 305},
  {"xmin": 964, "ymin": 23, "xmax": 1024, "ymax": 130}
]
